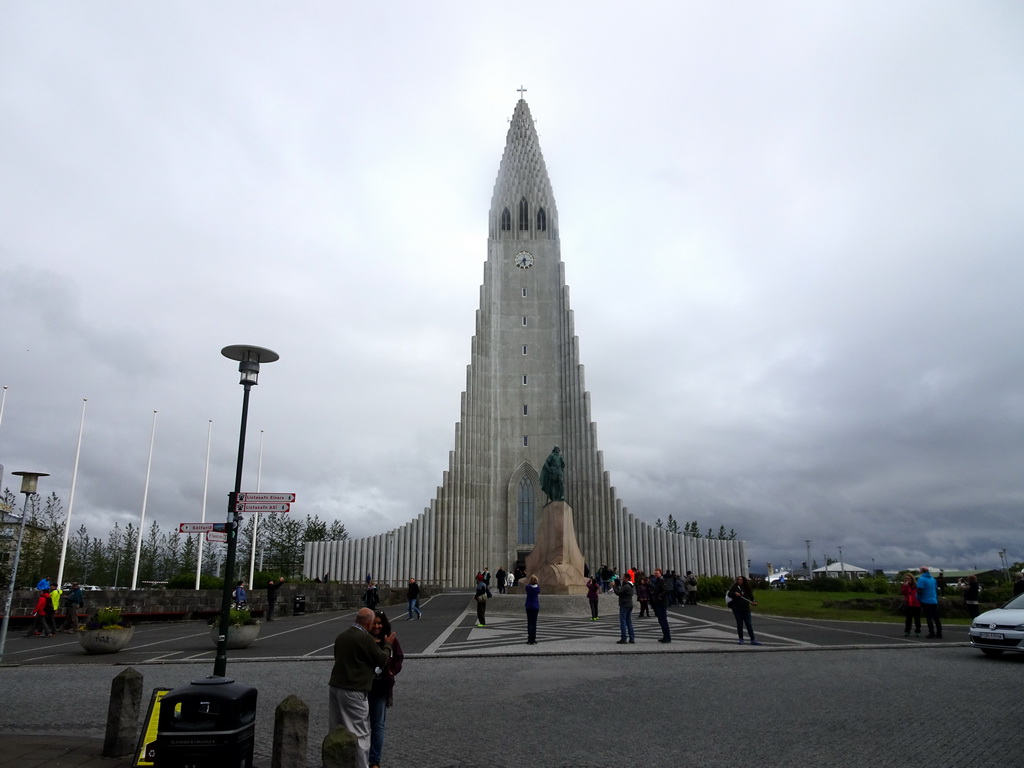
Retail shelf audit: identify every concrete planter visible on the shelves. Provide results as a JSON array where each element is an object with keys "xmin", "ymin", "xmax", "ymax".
[
  {"xmin": 78, "ymin": 627, "xmax": 135, "ymax": 654},
  {"xmin": 209, "ymin": 622, "xmax": 260, "ymax": 649}
]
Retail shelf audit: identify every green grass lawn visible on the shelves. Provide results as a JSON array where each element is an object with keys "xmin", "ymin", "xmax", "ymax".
[{"xmin": 743, "ymin": 589, "xmax": 972, "ymax": 625}]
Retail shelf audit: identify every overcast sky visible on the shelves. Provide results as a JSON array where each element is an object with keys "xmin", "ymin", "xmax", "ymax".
[{"xmin": 1, "ymin": 2, "xmax": 1022, "ymax": 575}]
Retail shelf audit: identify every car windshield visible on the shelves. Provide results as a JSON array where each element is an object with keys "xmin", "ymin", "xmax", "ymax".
[{"xmin": 1002, "ymin": 593, "xmax": 1024, "ymax": 610}]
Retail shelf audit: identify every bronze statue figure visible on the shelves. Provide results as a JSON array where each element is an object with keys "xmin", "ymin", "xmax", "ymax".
[{"xmin": 540, "ymin": 446, "xmax": 565, "ymax": 502}]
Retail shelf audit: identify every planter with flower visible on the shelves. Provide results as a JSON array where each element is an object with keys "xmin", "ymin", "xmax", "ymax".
[
  {"xmin": 78, "ymin": 607, "xmax": 134, "ymax": 654},
  {"xmin": 209, "ymin": 607, "xmax": 261, "ymax": 649}
]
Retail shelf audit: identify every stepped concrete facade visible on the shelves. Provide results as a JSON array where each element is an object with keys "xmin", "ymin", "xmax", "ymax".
[{"xmin": 304, "ymin": 98, "xmax": 747, "ymax": 588}]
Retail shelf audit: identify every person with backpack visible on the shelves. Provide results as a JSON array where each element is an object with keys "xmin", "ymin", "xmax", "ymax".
[
  {"xmin": 685, "ymin": 571, "xmax": 698, "ymax": 605},
  {"xmin": 60, "ymin": 582, "xmax": 84, "ymax": 633}
]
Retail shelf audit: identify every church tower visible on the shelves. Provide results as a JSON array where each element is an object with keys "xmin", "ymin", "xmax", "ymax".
[
  {"xmin": 303, "ymin": 98, "xmax": 747, "ymax": 588},
  {"xmin": 429, "ymin": 96, "xmax": 625, "ymax": 585}
]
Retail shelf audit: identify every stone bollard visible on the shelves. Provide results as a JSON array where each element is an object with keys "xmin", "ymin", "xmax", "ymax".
[
  {"xmin": 272, "ymin": 694, "xmax": 309, "ymax": 768},
  {"xmin": 103, "ymin": 666, "xmax": 143, "ymax": 757},
  {"xmin": 322, "ymin": 725, "xmax": 359, "ymax": 768}
]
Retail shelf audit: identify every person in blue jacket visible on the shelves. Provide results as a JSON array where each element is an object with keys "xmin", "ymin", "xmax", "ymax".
[{"xmin": 916, "ymin": 567, "xmax": 942, "ymax": 639}]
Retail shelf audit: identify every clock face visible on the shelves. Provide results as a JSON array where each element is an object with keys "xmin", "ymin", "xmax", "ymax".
[{"xmin": 514, "ymin": 251, "xmax": 535, "ymax": 269}]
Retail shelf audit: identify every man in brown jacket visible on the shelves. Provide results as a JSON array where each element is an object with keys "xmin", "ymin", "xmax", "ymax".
[{"xmin": 328, "ymin": 607, "xmax": 395, "ymax": 768}]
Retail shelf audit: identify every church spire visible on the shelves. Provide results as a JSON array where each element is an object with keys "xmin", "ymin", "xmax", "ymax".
[{"xmin": 489, "ymin": 98, "xmax": 558, "ymax": 240}]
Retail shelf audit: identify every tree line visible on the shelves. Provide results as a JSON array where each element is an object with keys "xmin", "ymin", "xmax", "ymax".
[
  {"xmin": 655, "ymin": 513, "xmax": 738, "ymax": 540},
  {"xmin": 0, "ymin": 488, "xmax": 348, "ymax": 589}
]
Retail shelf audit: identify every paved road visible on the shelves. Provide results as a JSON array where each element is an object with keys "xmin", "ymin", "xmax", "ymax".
[{"xmin": 1, "ymin": 594, "xmax": 1018, "ymax": 767}]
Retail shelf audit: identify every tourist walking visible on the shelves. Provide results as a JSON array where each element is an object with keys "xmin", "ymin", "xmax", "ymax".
[
  {"xmin": 364, "ymin": 581, "xmax": 380, "ymax": 610},
  {"xmin": 636, "ymin": 574, "xmax": 651, "ymax": 617},
  {"xmin": 266, "ymin": 577, "xmax": 285, "ymax": 621},
  {"xmin": 685, "ymin": 571, "xmax": 698, "ymax": 604},
  {"xmin": 328, "ymin": 607, "xmax": 395, "ymax": 768},
  {"xmin": 963, "ymin": 574, "xmax": 981, "ymax": 619},
  {"xmin": 474, "ymin": 576, "xmax": 491, "ymax": 627},
  {"xmin": 900, "ymin": 572, "xmax": 922, "ymax": 637},
  {"xmin": 60, "ymin": 582, "xmax": 84, "ymax": 633},
  {"xmin": 495, "ymin": 567, "xmax": 507, "ymax": 594},
  {"xmin": 651, "ymin": 569, "xmax": 672, "ymax": 643},
  {"xmin": 368, "ymin": 610, "xmax": 404, "ymax": 768},
  {"xmin": 586, "ymin": 576, "xmax": 600, "ymax": 620},
  {"xmin": 232, "ymin": 581, "xmax": 247, "ymax": 609},
  {"xmin": 525, "ymin": 575, "xmax": 540, "ymax": 644},
  {"xmin": 916, "ymin": 567, "xmax": 942, "ymax": 638},
  {"xmin": 406, "ymin": 577, "xmax": 422, "ymax": 620},
  {"xmin": 727, "ymin": 576, "xmax": 761, "ymax": 645},
  {"xmin": 27, "ymin": 589, "xmax": 55, "ymax": 637},
  {"xmin": 613, "ymin": 574, "xmax": 635, "ymax": 644}
]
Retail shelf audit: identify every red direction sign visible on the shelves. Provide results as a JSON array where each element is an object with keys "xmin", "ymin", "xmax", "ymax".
[
  {"xmin": 180, "ymin": 523, "xmax": 214, "ymax": 534},
  {"xmin": 237, "ymin": 492, "xmax": 296, "ymax": 503},
  {"xmin": 235, "ymin": 502, "xmax": 290, "ymax": 514}
]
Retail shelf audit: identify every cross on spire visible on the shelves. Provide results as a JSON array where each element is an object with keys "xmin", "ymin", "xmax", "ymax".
[{"xmin": 517, "ymin": 85, "xmax": 527, "ymax": 100}]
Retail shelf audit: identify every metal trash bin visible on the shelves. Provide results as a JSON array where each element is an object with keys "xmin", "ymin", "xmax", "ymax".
[
  {"xmin": 293, "ymin": 594, "xmax": 306, "ymax": 616},
  {"xmin": 155, "ymin": 676, "xmax": 257, "ymax": 768}
]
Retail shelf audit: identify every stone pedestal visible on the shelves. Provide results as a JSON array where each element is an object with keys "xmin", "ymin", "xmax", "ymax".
[{"xmin": 524, "ymin": 501, "xmax": 586, "ymax": 588}]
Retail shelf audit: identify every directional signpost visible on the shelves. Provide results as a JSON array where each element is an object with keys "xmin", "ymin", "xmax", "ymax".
[
  {"xmin": 235, "ymin": 492, "xmax": 295, "ymax": 514},
  {"xmin": 179, "ymin": 522, "xmax": 228, "ymax": 534},
  {"xmin": 238, "ymin": 493, "xmax": 295, "ymax": 503},
  {"xmin": 235, "ymin": 502, "xmax": 290, "ymax": 514},
  {"xmin": 206, "ymin": 531, "xmax": 228, "ymax": 544}
]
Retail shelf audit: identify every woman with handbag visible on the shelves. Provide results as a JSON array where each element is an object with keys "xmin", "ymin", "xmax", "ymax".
[
  {"xmin": 368, "ymin": 610, "xmax": 404, "ymax": 768},
  {"xmin": 901, "ymin": 572, "xmax": 922, "ymax": 637}
]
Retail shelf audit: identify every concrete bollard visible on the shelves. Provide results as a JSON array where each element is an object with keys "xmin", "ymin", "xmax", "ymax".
[
  {"xmin": 272, "ymin": 694, "xmax": 309, "ymax": 768},
  {"xmin": 322, "ymin": 725, "xmax": 359, "ymax": 768},
  {"xmin": 103, "ymin": 666, "xmax": 143, "ymax": 757}
]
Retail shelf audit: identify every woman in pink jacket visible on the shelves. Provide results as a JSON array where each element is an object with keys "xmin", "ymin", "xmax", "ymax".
[{"xmin": 901, "ymin": 572, "xmax": 921, "ymax": 637}]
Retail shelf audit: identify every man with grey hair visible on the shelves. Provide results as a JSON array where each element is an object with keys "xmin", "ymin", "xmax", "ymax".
[{"xmin": 329, "ymin": 607, "xmax": 396, "ymax": 768}]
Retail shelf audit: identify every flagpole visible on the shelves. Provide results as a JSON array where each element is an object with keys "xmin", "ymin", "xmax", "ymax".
[
  {"xmin": 196, "ymin": 419, "xmax": 213, "ymax": 590},
  {"xmin": 131, "ymin": 410, "xmax": 157, "ymax": 590},
  {"xmin": 57, "ymin": 398, "xmax": 87, "ymax": 586},
  {"xmin": 247, "ymin": 429, "xmax": 264, "ymax": 588}
]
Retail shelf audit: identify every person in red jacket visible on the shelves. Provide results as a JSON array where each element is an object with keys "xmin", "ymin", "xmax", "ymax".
[
  {"xmin": 901, "ymin": 572, "xmax": 922, "ymax": 637},
  {"xmin": 27, "ymin": 589, "xmax": 55, "ymax": 637}
]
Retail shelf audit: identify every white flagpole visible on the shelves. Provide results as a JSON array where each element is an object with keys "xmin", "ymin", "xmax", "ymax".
[
  {"xmin": 57, "ymin": 398, "xmax": 87, "ymax": 586},
  {"xmin": 196, "ymin": 419, "xmax": 213, "ymax": 590},
  {"xmin": 0, "ymin": 385, "xmax": 8, "ymax": 431},
  {"xmin": 247, "ymin": 429, "xmax": 264, "ymax": 588},
  {"xmin": 131, "ymin": 410, "xmax": 158, "ymax": 590}
]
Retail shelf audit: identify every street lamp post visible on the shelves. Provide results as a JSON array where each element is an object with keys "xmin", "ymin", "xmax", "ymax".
[
  {"xmin": 213, "ymin": 345, "xmax": 278, "ymax": 678},
  {"xmin": 0, "ymin": 471, "xmax": 49, "ymax": 663}
]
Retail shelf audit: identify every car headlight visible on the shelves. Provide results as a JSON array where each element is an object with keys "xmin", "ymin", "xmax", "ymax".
[{"xmin": 1014, "ymin": 624, "xmax": 1024, "ymax": 632}]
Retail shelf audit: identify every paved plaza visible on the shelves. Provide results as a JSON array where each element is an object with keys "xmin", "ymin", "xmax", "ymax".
[{"xmin": 1, "ymin": 593, "xmax": 1019, "ymax": 767}]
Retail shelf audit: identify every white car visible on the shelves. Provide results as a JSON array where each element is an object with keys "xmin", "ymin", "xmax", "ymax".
[{"xmin": 969, "ymin": 592, "xmax": 1024, "ymax": 658}]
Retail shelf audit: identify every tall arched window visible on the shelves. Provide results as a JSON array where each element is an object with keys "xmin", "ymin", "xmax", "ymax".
[
  {"xmin": 518, "ymin": 197, "xmax": 529, "ymax": 230},
  {"xmin": 517, "ymin": 476, "xmax": 536, "ymax": 546},
  {"xmin": 536, "ymin": 207, "xmax": 546, "ymax": 232},
  {"xmin": 501, "ymin": 208, "xmax": 511, "ymax": 230}
]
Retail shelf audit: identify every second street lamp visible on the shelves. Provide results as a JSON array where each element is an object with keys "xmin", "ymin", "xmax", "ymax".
[
  {"xmin": 213, "ymin": 345, "xmax": 279, "ymax": 678},
  {"xmin": 0, "ymin": 470, "xmax": 49, "ymax": 663}
]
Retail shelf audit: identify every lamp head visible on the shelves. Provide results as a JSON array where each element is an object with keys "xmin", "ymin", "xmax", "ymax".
[
  {"xmin": 11, "ymin": 471, "xmax": 49, "ymax": 495},
  {"xmin": 221, "ymin": 345, "xmax": 280, "ymax": 386}
]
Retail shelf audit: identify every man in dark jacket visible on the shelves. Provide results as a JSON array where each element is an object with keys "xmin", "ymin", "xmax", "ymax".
[
  {"xmin": 329, "ymin": 608, "xmax": 395, "ymax": 768},
  {"xmin": 266, "ymin": 577, "xmax": 285, "ymax": 621},
  {"xmin": 651, "ymin": 569, "xmax": 672, "ymax": 643},
  {"xmin": 612, "ymin": 575, "xmax": 635, "ymax": 644},
  {"xmin": 406, "ymin": 577, "xmax": 422, "ymax": 620}
]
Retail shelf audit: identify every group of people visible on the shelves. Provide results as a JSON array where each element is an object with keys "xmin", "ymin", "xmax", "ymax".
[
  {"xmin": 25, "ymin": 577, "xmax": 84, "ymax": 637},
  {"xmin": 900, "ymin": 566, "xmax": 946, "ymax": 638},
  {"xmin": 592, "ymin": 564, "xmax": 699, "ymax": 605}
]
